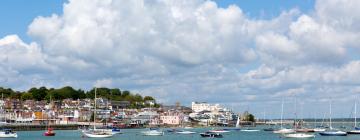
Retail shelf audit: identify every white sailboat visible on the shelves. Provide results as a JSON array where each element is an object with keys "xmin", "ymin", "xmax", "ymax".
[
  {"xmin": 0, "ymin": 93, "xmax": 17, "ymax": 138},
  {"xmin": 82, "ymin": 88, "xmax": 113, "ymax": 138},
  {"xmin": 347, "ymin": 100, "xmax": 360, "ymax": 134},
  {"xmin": 273, "ymin": 99, "xmax": 294, "ymax": 134},
  {"xmin": 314, "ymin": 113, "xmax": 326, "ymax": 132},
  {"xmin": 319, "ymin": 99, "xmax": 347, "ymax": 136}
]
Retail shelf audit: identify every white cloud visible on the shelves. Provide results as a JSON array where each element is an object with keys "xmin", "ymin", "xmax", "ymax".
[{"xmin": 0, "ymin": 0, "xmax": 359, "ymax": 118}]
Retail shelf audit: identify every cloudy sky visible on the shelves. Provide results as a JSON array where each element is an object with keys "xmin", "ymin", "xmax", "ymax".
[{"xmin": 1, "ymin": 0, "xmax": 360, "ymax": 118}]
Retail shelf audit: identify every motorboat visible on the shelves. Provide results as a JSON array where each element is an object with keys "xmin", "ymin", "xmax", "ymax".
[
  {"xmin": 284, "ymin": 133, "xmax": 315, "ymax": 138},
  {"xmin": 273, "ymin": 128, "xmax": 295, "ymax": 134},
  {"xmin": 319, "ymin": 131, "xmax": 347, "ymax": 136},
  {"xmin": 43, "ymin": 128, "xmax": 56, "ymax": 136},
  {"xmin": 208, "ymin": 129, "xmax": 230, "ymax": 133},
  {"xmin": 141, "ymin": 130, "xmax": 164, "ymax": 136},
  {"xmin": 111, "ymin": 127, "xmax": 121, "ymax": 134},
  {"xmin": 0, "ymin": 129, "xmax": 17, "ymax": 138},
  {"xmin": 200, "ymin": 132, "xmax": 223, "ymax": 138},
  {"xmin": 175, "ymin": 130, "xmax": 196, "ymax": 134}
]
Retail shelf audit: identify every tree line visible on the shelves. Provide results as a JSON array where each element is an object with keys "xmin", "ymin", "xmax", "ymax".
[{"xmin": 0, "ymin": 86, "xmax": 156, "ymax": 104}]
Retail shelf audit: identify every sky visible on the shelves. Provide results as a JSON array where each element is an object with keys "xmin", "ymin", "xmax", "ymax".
[{"xmin": 0, "ymin": 0, "xmax": 360, "ymax": 119}]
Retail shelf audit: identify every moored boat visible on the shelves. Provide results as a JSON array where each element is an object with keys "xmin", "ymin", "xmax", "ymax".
[
  {"xmin": 295, "ymin": 128, "xmax": 315, "ymax": 133},
  {"xmin": 273, "ymin": 128, "xmax": 295, "ymax": 134},
  {"xmin": 347, "ymin": 130, "xmax": 360, "ymax": 134},
  {"xmin": 263, "ymin": 128, "xmax": 274, "ymax": 131},
  {"xmin": 347, "ymin": 100, "xmax": 360, "ymax": 134},
  {"xmin": 175, "ymin": 130, "xmax": 196, "ymax": 134},
  {"xmin": 0, "ymin": 129, "xmax": 17, "ymax": 138},
  {"xmin": 83, "ymin": 130, "xmax": 113, "ymax": 138},
  {"xmin": 43, "ymin": 128, "xmax": 55, "ymax": 136},
  {"xmin": 141, "ymin": 130, "xmax": 164, "ymax": 136},
  {"xmin": 82, "ymin": 88, "xmax": 114, "ymax": 138},
  {"xmin": 223, "ymin": 128, "xmax": 241, "ymax": 131},
  {"xmin": 319, "ymin": 131, "xmax": 347, "ymax": 136},
  {"xmin": 319, "ymin": 99, "xmax": 347, "ymax": 136},
  {"xmin": 273, "ymin": 99, "xmax": 294, "ymax": 134},
  {"xmin": 208, "ymin": 129, "xmax": 230, "ymax": 133},
  {"xmin": 284, "ymin": 133, "xmax": 315, "ymax": 138},
  {"xmin": 200, "ymin": 132, "xmax": 223, "ymax": 138},
  {"xmin": 241, "ymin": 129, "xmax": 260, "ymax": 132},
  {"xmin": 313, "ymin": 128, "xmax": 325, "ymax": 132}
]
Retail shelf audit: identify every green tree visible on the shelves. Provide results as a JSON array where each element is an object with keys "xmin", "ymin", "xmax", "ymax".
[
  {"xmin": 21, "ymin": 92, "xmax": 33, "ymax": 100},
  {"xmin": 122, "ymin": 90, "xmax": 130, "ymax": 97},
  {"xmin": 0, "ymin": 87, "xmax": 15, "ymax": 98},
  {"xmin": 248, "ymin": 114, "xmax": 255, "ymax": 122},
  {"xmin": 29, "ymin": 87, "xmax": 48, "ymax": 101},
  {"xmin": 144, "ymin": 96, "xmax": 154, "ymax": 101}
]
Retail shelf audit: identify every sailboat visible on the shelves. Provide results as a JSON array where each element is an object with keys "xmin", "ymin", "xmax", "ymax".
[
  {"xmin": 44, "ymin": 96, "xmax": 55, "ymax": 136},
  {"xmin": 283, "ymin": 99, "xmax": 315, "ymax": 138},
  {"xmin": 273, "ymin": 99, "xmax": 294, "ymax": 134},
  {"xmin": 223, "ymin": 115, "xmax": 241, "ymax": 131},
  {"xmin": 0, "ymin": 93, "xmax": 17, "ymax": 138},
  {"xmin": 319, "ymin": 99, "xmax": 347, "ymax": 136},
  {"xmin": 263, "ymin": 111, "xmax": 274, "ymax": 131},
  {"xmin": 82, "ymin": 88, "xmax": 113, "ymax": 138},
  {"xmin": 347, "ymin": 100, "xmax": 360, "ymax": 134},
  {"xmin": 314, "ymin": 113, "xmax": 326, "ymax": 132}
]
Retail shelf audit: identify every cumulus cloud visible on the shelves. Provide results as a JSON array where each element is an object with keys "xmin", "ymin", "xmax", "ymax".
[{"xmin": 0, "ymin": 0, "xmax": 359, "ymax": 117}]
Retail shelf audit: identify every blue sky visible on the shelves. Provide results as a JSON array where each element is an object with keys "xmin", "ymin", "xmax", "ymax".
[
  {"xmin": 0, "ymin": 0, "xmax": 66, "ymax": 42},
  {"xmin": 0, "ymin": 0, "xmax": 359, "ymax": 119}
]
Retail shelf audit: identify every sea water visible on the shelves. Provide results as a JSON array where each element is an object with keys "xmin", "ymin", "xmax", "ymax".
[{"xmin": 8, "ymin": 126, "xmax": 360, "ymax": 140}]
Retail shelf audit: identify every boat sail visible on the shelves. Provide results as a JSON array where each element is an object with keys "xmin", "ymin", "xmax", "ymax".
[
  {"xmin": 319, "ymin": 99, "xmax": 347, "ymax": 136},
  {"xmin": 82, "ymin": 88, "xmax": 113, "ymax": 138}
]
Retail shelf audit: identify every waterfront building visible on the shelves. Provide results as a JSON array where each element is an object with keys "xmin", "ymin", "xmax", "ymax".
[
  {"xmin": 160, "ymin": 111, "xmax": 184, "ymax": 125},
  {"xmin": 130, "ymin": 111, "xmax": 159, "ymax": 125},
  {"xmin": 191, "ymin": 102, "xmax": 222, "ymax": 112}
]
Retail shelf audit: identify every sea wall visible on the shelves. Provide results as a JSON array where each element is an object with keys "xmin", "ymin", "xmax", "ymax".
[{"xmin": 1, "ymin": 124, "xmax": 78, "ymax": 131}]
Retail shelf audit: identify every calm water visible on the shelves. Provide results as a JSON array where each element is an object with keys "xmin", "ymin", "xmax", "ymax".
[{"xmin": 7, "ymin": 125, "xmax": 360, "ymax": 140}]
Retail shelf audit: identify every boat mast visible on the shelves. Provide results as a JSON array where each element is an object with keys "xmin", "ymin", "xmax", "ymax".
[
  {"xmin": 281, "ymin": 98, "xmax": 284, "ymax": 129},
  {"xmin": 355, "ymin": 100, "xmax": 357, "ymax": 128},
  {"xmin": 94, "ymin": 88, "xmax": 97, "ymax": 130},
  {"xmin": 329, "ymin": 99, "xmax": 332, "ymax": 130}
]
